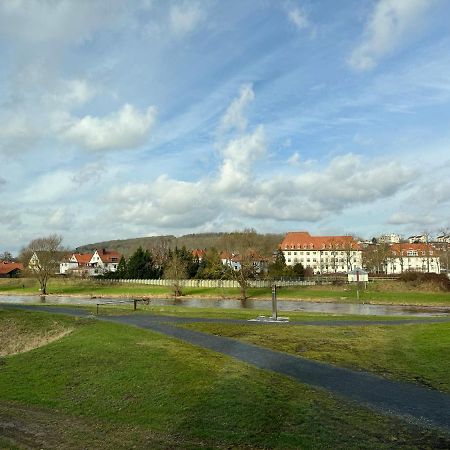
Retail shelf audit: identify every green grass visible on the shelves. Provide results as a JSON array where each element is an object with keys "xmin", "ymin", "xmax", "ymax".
[
  {"xmin": 1, "ymin": 308, "xmax": 449, "ymax": 449},
  {"xmin": 1, "ymin": 278, "xmax": 449, "ymax": 306},
  {"xmin": 181, "ymin": 321, "xmax": 450, "ymax": 393}
]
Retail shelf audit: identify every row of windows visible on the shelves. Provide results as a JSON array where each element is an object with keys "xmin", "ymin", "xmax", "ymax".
[{"xmin": 286, "ymin": 251, "xmax": 357, "ymax": 256}]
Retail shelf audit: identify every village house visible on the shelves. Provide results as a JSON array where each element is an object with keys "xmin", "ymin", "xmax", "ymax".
[
  {"xmin": 219, "ymin": 251, "xmax": 268, "ymax": 273},
  {"xmin": 280, "ymin": 231, "xmax": 362, "ymax": 274},
  {"xmin": 0, "ymin": 261, "xmax": 23, "ymax": 278},
  {"xmin": 386, "ymin": 243, "xmax": 440, "ymax": 274},
  {"xmin": 378, "ymin": 233, "xmax": 401, "ymax": 244},
  {"xmin": 88, "ymin": 249, "xmax": 121, "ymax": 275},
  {"xmin": 59, "ymin": 253, "xmax": 93, "ymax": 275},
  {"xmin": 59, "ymin": 249, "xmax": 121, "ymax": 276}
]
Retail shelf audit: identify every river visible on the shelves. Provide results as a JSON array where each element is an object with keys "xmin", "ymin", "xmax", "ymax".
[{"xmin": 1, "ymin": 294, "xmax": 449, "ymax": 317}]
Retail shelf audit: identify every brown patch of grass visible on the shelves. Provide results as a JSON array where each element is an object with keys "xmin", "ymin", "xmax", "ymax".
[{"xmin": 0, "ymin": 323, "xmax": 73, "ymax": 357}]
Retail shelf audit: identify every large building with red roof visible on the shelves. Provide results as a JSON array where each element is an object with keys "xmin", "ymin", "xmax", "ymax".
[
  {"xmin": 280, "ymin": 231, "xmax": 362, "ymax": 274},
  {"xmin": 386, "ymin": 243, "xmax": 440, "ymax": 274}
]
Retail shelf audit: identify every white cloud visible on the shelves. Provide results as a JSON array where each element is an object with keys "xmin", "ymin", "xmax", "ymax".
[
  {"xmin": 219, "ymin": 84, "xmax": 255, "ymax": 133},
  {"xmin": 0, "ymin": 0, "xmax": 134, "ymax": 45},
  {"xmin": 23, "ymin": 170, "xmax": 76, "ymax": 203},
  {"xmin": 388, "ymin": 212, "xmax": 435, "ymax": 226},
  {"xmin": 287, "ymin": 152, "xmax": 301, "ymax": 166},
  {"xmin": 215, "ymin": 125, "xmax": 266, "ymax": 193},
  {"xmin": 287, "ymin": 7, "xmax": 309, "ymax": 30},
  {"xmin": 64, "ymin": 104, "xmax": 157, "ymax": 151},
  {"xmin": 349, "ymin": 0, "xmax": 432, "ymax": 70},
  {"xmin": 169, "ymin": 1, "xmax": 206, "ymax": 36}
]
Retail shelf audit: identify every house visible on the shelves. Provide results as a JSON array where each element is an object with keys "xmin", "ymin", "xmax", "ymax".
[
  {"xmin": 88, "ymin": 249, "xmax": 121, "ymax": 275},
  {"xmin": 59, "ymin": 253, "xmax": 93, "ymax": 275},
  {"xmin": 386, "ymin": 243, "xmax": 440, "ymax": 274},
  {"xmin": 220, "ymin": 251, "xmax": 240, "ymax": 271},
  {"xmin": 0, "ymin": 261, "xmax": 23, "ymax": 278},
  {"xmin": 280, "ymin": 231, "xmax": 362, "ymax": 274},
  {"xmin": 219, "ymin": 251, "xmax": 268, "ymax": 273},
  {"xmin": 378, "ymin": 233, "xmax": 400, "ymax": 244},
  {"xmin": 436, "ymin": 235, "xmax": 450, "ymax": 244},
  {"xmin": 408, "ymin": 235, "xmax": 428, "ymax": 244},
  {"xmin": 192, "ymin": 249, "xmax": 206, "ymax": 261}
]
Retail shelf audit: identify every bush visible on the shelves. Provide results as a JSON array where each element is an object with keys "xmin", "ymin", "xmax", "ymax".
[{"xmin": 398, "ymin": 272, "xmax": 450, "ymax": 291}]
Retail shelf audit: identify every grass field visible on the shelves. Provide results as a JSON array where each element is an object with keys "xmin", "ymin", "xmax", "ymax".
[
  {"xmin": 1, "ymin": 308, "xmax": 449, "ymax": 449},
  {"xmin": 1, "ymin": 277, "xmax": 449, "ymax": 306},
  {"xmin": 181, "ymin": 321, "xmax": 450, "ymax": 393}
]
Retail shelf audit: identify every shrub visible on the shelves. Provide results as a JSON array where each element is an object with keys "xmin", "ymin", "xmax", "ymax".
[{"xmin": 398, "ymin": 272, "xmax": 450, "ymax": 291}]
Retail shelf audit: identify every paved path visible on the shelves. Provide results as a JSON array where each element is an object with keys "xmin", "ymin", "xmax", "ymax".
[{"xmin": 2, "ymin": 304, "xmax": 450, "ymax": 431}]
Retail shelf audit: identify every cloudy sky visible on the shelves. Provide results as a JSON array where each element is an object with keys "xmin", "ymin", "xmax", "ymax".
[{"xmin": 1, "ymin": 0, "xmax": 450, "ymax": 253}]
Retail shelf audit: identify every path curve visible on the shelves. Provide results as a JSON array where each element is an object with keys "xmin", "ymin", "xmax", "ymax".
[{"xmin": 2, "ymin": 304, "xmax": 450, "ymax": 431}]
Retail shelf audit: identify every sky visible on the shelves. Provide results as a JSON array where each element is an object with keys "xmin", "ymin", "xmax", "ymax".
[{"xmin": 1, "ymin": 0, "xmax": 450, "ymax": 253}]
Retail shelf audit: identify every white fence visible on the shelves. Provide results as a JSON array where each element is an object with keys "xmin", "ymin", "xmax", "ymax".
[{"xmin": 105, "ymin": 278, "xmax": 319, "ymax": 288}]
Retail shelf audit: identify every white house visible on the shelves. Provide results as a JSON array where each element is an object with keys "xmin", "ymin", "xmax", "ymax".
[
  {"xmin": 88, "ymin": 249, "xmax": 121, "ymax": 275},
  {"xmin": 386, "ymin": 243, "xmax": 440, "ymax": 274},
  {"xmin": 220, "ymin": 251, "xmax": 268, "ymax": 273},
  {"xmin": 280, "ymin": 231, "xmax": 362, "ymax": 274},
  {"xmin": 436, "ymin": 235, "xmax": 450, "ymax": 244},
  {"xmin": 378, "ymin": 233, "xmax": 400, "ymax": 244},
  {"xmin": 60, "ymin": 253, "xmax": 93, "ymax": 275},
  {"xmin": 408, "ymin": 235, "xmax": 428, "ymax": 244}
]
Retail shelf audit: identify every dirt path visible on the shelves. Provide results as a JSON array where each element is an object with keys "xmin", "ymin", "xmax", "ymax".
[{"xmin": 3, "ymin": 304, "xmax": 450, "ymax": 431}]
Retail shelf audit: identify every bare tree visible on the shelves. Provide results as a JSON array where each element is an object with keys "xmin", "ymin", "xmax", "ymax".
[
  {"xmin": 20, "ymin": 234, "xmax": 64, "ymax": 295},
  {"xmin": 219, "ymin": 229, "xmax": 265, "ymax": 300},
  {"xmin": 163, "ymin": 251, "xmax": 188, "ymax": 297},
  {"xmin": 436, "ymin": 227, "xmax": 449, "ymax": 273}
]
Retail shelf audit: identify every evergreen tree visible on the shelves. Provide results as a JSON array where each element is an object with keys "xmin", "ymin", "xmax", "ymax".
[
  {"xmin": 196, "ymin": 249, "xmax": 225, "ymax": 279},
  {"xmin": 268, "ymin": 249, "xmax": 287, "ymax": 279},
  {"xmin": 127, "ymin": 247, "xmax": 157, "ymax": 279},
  {"xmin": 116, "ymin": 255, "xmax": 128, "ymax": 279}
]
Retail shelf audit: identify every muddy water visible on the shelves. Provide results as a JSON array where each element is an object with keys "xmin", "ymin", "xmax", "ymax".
[{"xmin": 1, "ymin": 294, "xmax": 449, "ymax": 317}]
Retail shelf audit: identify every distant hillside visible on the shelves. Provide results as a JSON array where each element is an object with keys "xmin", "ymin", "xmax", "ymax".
[{"xmin": 76, "ymin": 232, "xmax": 284, "ymax": 257}]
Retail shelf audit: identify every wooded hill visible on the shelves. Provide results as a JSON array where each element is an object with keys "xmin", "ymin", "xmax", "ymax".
[{"xmin": 76, "ymin": 232, "xmax": 284, "ymax": 257}]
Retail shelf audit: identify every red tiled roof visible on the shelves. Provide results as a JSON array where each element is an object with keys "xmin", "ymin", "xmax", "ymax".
[
  {"xmin": 280, "ymin": 231, "xmax": 361, "ymax": 251},
  {"xmin": 73, "ymin": 253, "xmax": 93, "ymax": 265},
  {"xmin": 0, "ymin": 261, "xmax": 23, "ymax": 275},
  {"xmin": 390, "ymin": 243, "xmax": 435, "ymax": 256},
  {"xmin": 192, "ymin": 249, "xmax": 206, "ymax": 258},
  {"xmin": 97, "ymin": 249, "xmax": 121, "ymax": 263}
]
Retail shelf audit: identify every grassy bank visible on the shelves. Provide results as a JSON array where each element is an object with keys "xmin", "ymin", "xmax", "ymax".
[
  {"xmin": 0, "ymin": 308, "xmax": 449, "ymax": 449},
  {"xmin": 181, "ymin": 321, "xmax": 450, "ymax": 393},
  {"xmin": 1, "ymin": 277, "xmax": 449, "ymax": 306}
]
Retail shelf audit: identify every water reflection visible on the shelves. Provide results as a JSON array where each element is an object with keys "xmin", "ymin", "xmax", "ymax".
[{"xmin": 1, "ymin": 294, "xmax": 449, "ymax": 317}]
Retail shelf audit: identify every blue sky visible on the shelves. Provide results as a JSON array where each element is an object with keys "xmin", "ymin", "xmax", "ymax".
[{"xmin": 1, "ymin": 0, "xmax": 449, "ymax": 253}]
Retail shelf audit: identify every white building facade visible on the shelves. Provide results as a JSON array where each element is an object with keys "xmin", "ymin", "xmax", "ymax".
[
  {"xmin": 386, "ymin": 243, "xmax": 440, "ymax": 274},
  {"xmin": 280, "ymin": 232, "xmax": 362, "ymax": 274}
]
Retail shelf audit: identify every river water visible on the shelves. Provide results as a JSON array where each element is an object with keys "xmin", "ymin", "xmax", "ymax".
[{"xmin": 1, "ymin": 294, "xmax": 449, "ymax": 317}]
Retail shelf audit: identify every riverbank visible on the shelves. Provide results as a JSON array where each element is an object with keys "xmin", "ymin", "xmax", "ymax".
[{"xmin": 1, "ymin": 278, "xmax": 449, "ymax": 307}]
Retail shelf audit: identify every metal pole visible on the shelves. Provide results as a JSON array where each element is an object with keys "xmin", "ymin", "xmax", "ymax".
[
  {"xmin": 272, "ymin": 284, "xmax": 277, "ymax": 320},
  {"xmin": 356, "ymin": 270, "xmax": 360, "ymax": 300}
]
